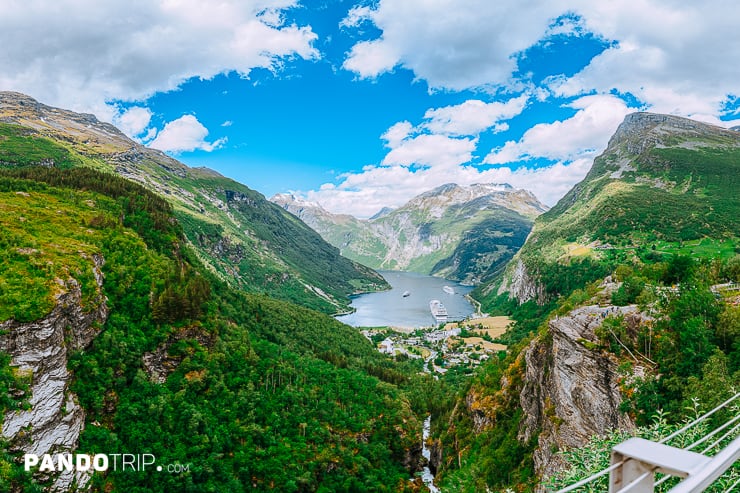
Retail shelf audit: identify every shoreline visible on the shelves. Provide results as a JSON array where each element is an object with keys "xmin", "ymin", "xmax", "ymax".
[{"xmin": 465, "ymin": 293, "xmax": 483, "ymax": 317}]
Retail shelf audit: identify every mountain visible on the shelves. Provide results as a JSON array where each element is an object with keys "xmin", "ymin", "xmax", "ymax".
[
  {"xmin": 490, "ymin": 112, "xmax": 740, "ymax": 306},
  {"xmin": 0, "ymin": 92, "xmax": 387, "ymax": 313},
  {"xmin": 273, "ymin": 183, "xmax": 547, "ymax": 285},
  {"xmin": 429, "ymin": 113, "xmax": 740, "ymax": 492},
  {"xmin": 0, "ymin": 94, "xmax": 429, "ymax": 491},
  {"xmin": 0, "ymin": 165, "xmax": 424, "ymax": 491}
]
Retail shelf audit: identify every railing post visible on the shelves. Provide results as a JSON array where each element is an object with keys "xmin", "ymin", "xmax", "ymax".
[
  {"xmin": 610, "ymin": 448, "xmax": 655, "ymax": 493},
  {"xmin": 608, "ymin": 438, "xmax": 711, "ymax": 493}
]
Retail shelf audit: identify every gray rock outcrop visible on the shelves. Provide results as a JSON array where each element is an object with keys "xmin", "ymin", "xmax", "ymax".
[
  {"xmin": 0, "ymin": 255, "xmax": 108, "ymax": 491},
  {"xmin": 497, "ymin": 258, "xmax": 546, "ymax": 304},
  {"xmin": 519, "ymin": 304, "xmax": 638, "ymax": 484}
]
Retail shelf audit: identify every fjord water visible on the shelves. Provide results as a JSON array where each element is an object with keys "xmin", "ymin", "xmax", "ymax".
[{"xmin": 336, "ymin": 270, "xmax": 475, "ymax": 328}]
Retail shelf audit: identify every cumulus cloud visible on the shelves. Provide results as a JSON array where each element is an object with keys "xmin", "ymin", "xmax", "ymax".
[
  {"xmin": 113, "ymin": 106, "xmax": 153, "ymax": 139},
  {"xmin": 0, "ymin": 0, "xmax": 318, "ymax": 115},
  {"xmin": 422, "ymin": 95, "xmax": 528, "ymax": 136},
  {"xmin": 379, "ymin": 94, "xmax": 528, "ymax": 170},
  {"xmin": 342, "ymin": 0, "xmax": 740, "ymax": 121},
  {"xmin": 485, "ymin": 94, "xmax": 635, "ymax": 164},
  {"xmin": 339, "ymin": 6, "xmax": 374, "ymax": 29},
  {"xmin": 299, "ymin": 93, "xmax": 636, "ymax": 217},
  {"xmin": 381, "ymin": 121, "xmax": 414, "ymax": 148},
  {"xmin": 343, "ymin": 39, "xmax": 400, "ymax": 79},
  {"xmin": 301, "ymin": 156, "xmax": 594, "ymax": 218},
  {"xmin": 341, "ymin": 0, "xmax": 566, "ymax": 90},
  {"xmin": 383, "ymin": 134, "xmax": 477, "ymax": 170},
  {"xmin": 549, "ymin": 2, "xmax": 740, "ymax": 119},
  {"xmin": 148, "ymin": 115, "xmax": 226, "ymax": 153}
]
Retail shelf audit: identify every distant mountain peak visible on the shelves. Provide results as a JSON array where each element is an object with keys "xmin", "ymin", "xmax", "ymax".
[
  {"xmin": 271, "ymin": 182, "xmax": 547, "ymax": 285},
  {"xmin": 421, "ymin": 182, "xmax": 513, "ymax": 197},
  {"xmin": 369, "ymin": 206, "xmax": 394, "ymax": 220},
  {"xmin": 270, "ymin": 193, "xmax": 331, "ymax": 215}
]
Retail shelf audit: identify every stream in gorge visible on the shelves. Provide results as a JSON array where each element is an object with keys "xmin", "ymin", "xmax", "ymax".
[{"xmin": 421, "ymin": 415, "xmax": 439, "ymax": 492}]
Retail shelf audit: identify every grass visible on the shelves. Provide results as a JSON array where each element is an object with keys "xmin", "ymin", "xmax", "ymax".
[
  {"xmin": 0, "ymin": 187, "xmax": 114, "ymax": 322},
  {"xmin": 0, "ymin": 123, "xmax": 87, "ymax": 169},
  {"xmin": 651, "ymin": 237, "xmax": 738, "ymax": 260}
]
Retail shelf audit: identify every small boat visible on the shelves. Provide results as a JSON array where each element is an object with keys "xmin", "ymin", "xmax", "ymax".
[
  {"xmin": 429, "ymin": 299, "xmax": 448, "ymax": 322},
  {"xmin": 402, "ymin": 291, "xmax": 411, "ymax": 298},
  {"xmin": 443, "ymin": 285, "xmax": 454, "ymax": 295}
]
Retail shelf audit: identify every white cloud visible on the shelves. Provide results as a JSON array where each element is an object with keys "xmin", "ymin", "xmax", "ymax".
[
  {"xmin": 485, "ymin": 94, "xmax": 634, "ymax": 164},
  {"xmin": 422, "ymin": 95, "xmax": 528, "ymax": 136},
  {"xmin": 381, "ymin": 121, "xmax": 414, "ymax": 148},
  {"xmin": 341, "ymin": 0, "xmax": 565, "ymax": 90},
  {"xmin": 342, "ymin": 1, "xmax": 740, "ymax": 122},
  {"xmin": 339, "ymin": 6, "xmax": 373, "ymax": 29},
  {"xmin": 113, "ymin": 106, "xmax": 153, "ymax": 138},
  {"xmin": 383, "ymin": 134, "xmax": 477, "ymax": 170},
  {"xmin": 342, "ymin": 39, "xmax": 399, "ymax": 78},
  {"xmin": 301, "ymin": 156, "xmax": 593, "ymax": 218},
  {"xmin": 300, "ymin": 94, "xmax": 636, "ymax": 217},
  {"xmin": 148, "ymin": 115, "xmax": 226, "ymax": 153},
  {"xmin": 0, "ymin": 0, "xmax": 318, "ymax": 116}
]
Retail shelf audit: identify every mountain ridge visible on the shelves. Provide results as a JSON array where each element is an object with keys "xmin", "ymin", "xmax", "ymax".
[
  {"xmin": 272, "ymin": 182, "xmax": 547, "ymax": 285},
  {"xmin": 491, "ymin": 111, "xmax": 740, "ymax": 305},
  {"xmin": 0, "ymin": 91, "xmax": 387, "ymax": 313}
]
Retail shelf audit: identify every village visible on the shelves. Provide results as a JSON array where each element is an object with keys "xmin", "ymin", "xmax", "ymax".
[{"xmin": 361, "ymin": 316, "xmax": 512, "ymax": 375}]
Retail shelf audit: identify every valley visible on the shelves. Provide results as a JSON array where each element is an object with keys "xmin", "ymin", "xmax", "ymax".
[
  {"xmin": 272, "ymin": 183, "xmax": 546, "ymax": 286},
  {"xmin": 1, "ymin": 93, "xmax": 739, "ymax": 493}
]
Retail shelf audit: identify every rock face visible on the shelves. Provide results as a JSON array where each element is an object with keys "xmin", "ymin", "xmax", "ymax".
[
  {"xmin": 0, "ymin": 255, "xmax": 108, "ymax": 492},
  {"xmin": 518, "ymin": 304, "xmax": 637, "ymax": 484},
  {"xmin": 496, "ymin": 258, "xmax": 546, "ymax": 304},
  {"xmin": 607, "ymin": 112, "xmax": 740, "ymax": 155}
]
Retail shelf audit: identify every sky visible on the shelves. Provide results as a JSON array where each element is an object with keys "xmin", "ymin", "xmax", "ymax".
[{"xmin": 1, "ymin": 0, "xmax": 739, "ymax": 217}]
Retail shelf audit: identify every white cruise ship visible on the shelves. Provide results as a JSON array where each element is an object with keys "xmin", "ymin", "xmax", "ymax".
[{"xmin": 429, "ymin": 299, "xmax": 449, "ymax": 322}]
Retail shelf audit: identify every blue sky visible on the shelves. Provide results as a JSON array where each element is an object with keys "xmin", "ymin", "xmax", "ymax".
[{"xmin": 1, "ymin": 0, "xmax": 739, "ymax": 217}]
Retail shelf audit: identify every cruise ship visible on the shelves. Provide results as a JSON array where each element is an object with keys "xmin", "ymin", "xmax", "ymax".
[{"xmin": 429, "ymin": 300, "xmax": 449, "ymax": 323}]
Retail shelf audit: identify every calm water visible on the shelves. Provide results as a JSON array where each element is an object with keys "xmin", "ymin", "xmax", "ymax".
[{"xmin": 336, "ymin": 270, "xmax": 475, "ymax": 328}]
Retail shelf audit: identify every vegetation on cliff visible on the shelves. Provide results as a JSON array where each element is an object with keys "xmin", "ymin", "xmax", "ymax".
[
  {"xmin": 429, "ymin": 114, "xmax": 740, "ymax": 492},
  {"xmin": 0, "ymin": 166, "xmax": 430, "ymax": 492}
]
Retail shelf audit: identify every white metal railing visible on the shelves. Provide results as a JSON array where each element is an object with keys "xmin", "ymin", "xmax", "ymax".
[{"xmin": 555, "ymin": 393, "xmax": 740, "ymax": 493}]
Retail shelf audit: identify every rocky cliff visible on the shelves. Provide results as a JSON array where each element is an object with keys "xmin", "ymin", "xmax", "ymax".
[
  {"xmin": 0, "ymin": 255, "xmax": 108, "ymax": 491},
  {"xmin": 518, "ymin": 302, "xmax": 640, "ymax": 483},
  {"xmin": 495, "ymin": 258, "xmax": 546, "ymax": 304}
]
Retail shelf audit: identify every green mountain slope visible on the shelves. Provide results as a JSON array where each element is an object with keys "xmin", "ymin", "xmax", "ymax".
[
  {"xmin": 425, "ymin": 113, "xmax": 740, "ymax": 493},
  {"xmin": 0, "ymin": 166, "xmax": 426, "ymax": 492},
  {"xmin": 0, "ymin": 92, "xmax": 387, "ymax": 313},
  {"xmin": 487, "ymin": 112, "xmax": 740, "ymax": 306},
  {"xmin": 273, "ymin": 183, "xmax": 546, "ymax": 285}
]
